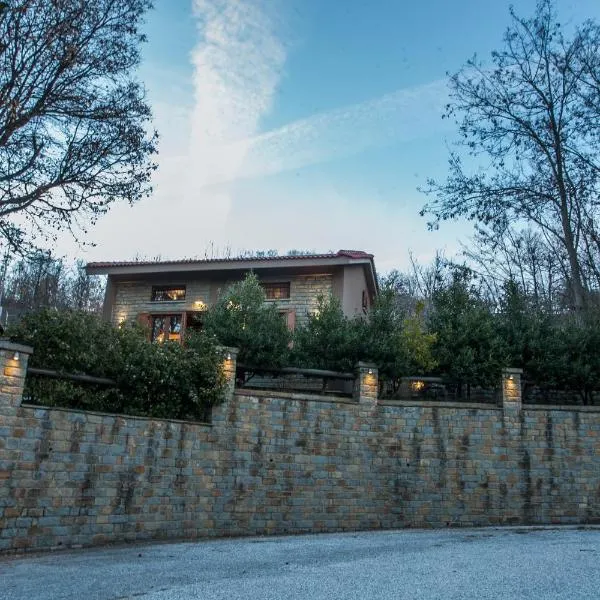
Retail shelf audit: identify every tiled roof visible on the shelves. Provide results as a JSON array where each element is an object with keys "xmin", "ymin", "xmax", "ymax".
[{"xmin": 86, "ymin": 250, "xmax": 373, "ymax": 269}]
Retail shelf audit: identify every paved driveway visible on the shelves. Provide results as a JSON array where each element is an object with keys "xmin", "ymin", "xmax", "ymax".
[{"xmin": 2, "ymin": 527, "xmax": 599, "ymax": 599}]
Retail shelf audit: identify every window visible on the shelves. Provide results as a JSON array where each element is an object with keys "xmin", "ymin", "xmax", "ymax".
[
  {"xmin": 147, "ymin": 311, "xmax": 205, "ymax": 343},
  {"xmin": 263, "ymin": 282, "xmax": 290, "ymax": 300},
  {"xmin": 151, "ymin": 285, "xmax": 186, "ymax": 302},
  {"xmin": 362, "ymin": 289, "xmax": 369, "ymax": 313},
  {"xmin": 151, "ymin": 314, "xmax": 182, "ymax": 343}
]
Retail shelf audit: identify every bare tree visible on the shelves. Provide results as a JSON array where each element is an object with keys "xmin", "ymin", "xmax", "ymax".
[
  {"xmin": 0, "ymin": 0, "xmax": 157, "ymax": 253},
  {"xmin": 2, "ymin": 252, "xmax": 104, "ymax": 313},
  {"xmin": 379, "ymin": 250, "xmax": 456, "ymax": 315},
  {"xmin": 462, "ymin": 225, "xmax": 565, "ymax": 308},
  {"xmin": 422, "ymin": 0, "xmax": 600, "ymax": 310},
  {"xmin": 69, "ymin": 260, "xmax": 104, "ymax": 312}
]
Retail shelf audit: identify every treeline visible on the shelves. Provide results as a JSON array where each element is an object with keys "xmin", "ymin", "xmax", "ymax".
[
  {"xmin": 8, "ymin": 264, "xmax": 600, "ymax": 414},
  {"xmin": 208, "ymin": 271, "xmax": 600, "ymax": 406},
  {"xmin": 0, "ymin": 252, "xmax": 104, "ymax": 321}
]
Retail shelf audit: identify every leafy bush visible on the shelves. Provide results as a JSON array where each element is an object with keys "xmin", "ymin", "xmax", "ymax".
[
  {"xmin": 428, "ymin": 271, "xmax": 504, "ymax": 388},
  {"xmin": 358, "ymin": 288, "xmax": 437, "ymax": 382},
  {"xmin": 519, "ymin": 309, "xmax": 600, "ymax": 405},
  {"xmin": 291, "ymin": 295, "xmax": 361, "ymax": 372},
  {"xmin": 8, "ymin": 309, "xmax": 225, "ymax": 420},
  {"xmin": 291, "ymin": 291, "xmax": 436, "ymax": 383},
  {"xmin": 202, "ymin": 272, "xmax": 291, "ymax": 368}
]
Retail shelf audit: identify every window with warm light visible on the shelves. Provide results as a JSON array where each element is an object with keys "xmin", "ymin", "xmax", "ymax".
[
  {"xmin": 151, "ymin": 314, "xmax": 182, "ymax": 342},
  {"xmin": 151, "ymin": 285, "xmax": 186, "ymax": 302},
  {"xmin": 262, "ymin": 282, "xmax": 290, "ymax": 300}
]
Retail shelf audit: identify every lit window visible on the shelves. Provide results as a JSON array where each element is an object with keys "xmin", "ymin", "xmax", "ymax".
[
  {"xmin": 263, "ymin": 282, "xmax": 290, "ymax": 300},
  {"xmin": 151, "ymin": 314, "xmax": 182, "ymax": 343},
  {"xmin": 151, "ymin": 286, "xmax": 186, "ymax": 302}
]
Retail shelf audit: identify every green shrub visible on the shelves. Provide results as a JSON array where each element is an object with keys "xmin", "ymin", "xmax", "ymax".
[
  {"xmin": 8, "ymin": 309, "xmax": 225, "ymax": 420},
  {"xmin": 291, "ymin": 295, "xmax": 361, "ymax": 372},
  {"xmin": 203, "ymin": 272, "xmax": 291, "ymax": 368},
  {"xmin": 291, "ymin": 291, "xmax": 436, "ymax": 382},
  {"xmin": 428, "ymin": 271, "xmax": 504, "ymax": 388},
  {"xmin": 359, "ymin": 289, "xmax": 437, "ymax": 388}
]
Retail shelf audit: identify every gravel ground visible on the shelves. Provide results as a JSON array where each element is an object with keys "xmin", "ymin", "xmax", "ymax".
[{"xmin": 1, "ymin": 527, "xmax": 599, "ymax": 600}]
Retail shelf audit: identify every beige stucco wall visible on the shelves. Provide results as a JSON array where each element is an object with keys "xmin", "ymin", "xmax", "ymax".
[{"xmin": 340, "ymin": 264, "xmax": 370, "ymax": 317}]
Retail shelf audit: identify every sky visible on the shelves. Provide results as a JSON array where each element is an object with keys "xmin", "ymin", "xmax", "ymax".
[{"xmin": 56, "ymin": 0, "xmax": 600, "ymax": 274}]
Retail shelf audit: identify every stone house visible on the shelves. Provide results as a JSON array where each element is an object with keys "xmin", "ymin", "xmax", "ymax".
[{"xmin": 86, "ymin": 250, "xmax": 378, "ymax": 342}]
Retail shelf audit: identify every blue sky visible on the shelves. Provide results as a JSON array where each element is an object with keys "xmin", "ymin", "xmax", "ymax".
[{"xmin": 64, "ymin": 0, "xmax": 600, "ymax": 274}]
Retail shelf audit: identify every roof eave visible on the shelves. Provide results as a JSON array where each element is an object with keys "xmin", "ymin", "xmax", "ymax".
[{"xmin": 86, "ymin": 255, "xmax": 374, "ymax": 277}]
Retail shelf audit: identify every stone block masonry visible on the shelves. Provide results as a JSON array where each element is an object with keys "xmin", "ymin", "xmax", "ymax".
[
  {"xmin": 1, "ymin": 346, "xmax": 599, "ymax": 552},
  {"xmin": 109, "ymin": 274, "xmax": 333, "ymax": 327}
]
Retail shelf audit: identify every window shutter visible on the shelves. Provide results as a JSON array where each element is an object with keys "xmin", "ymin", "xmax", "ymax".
[
  {"xmin": 286, "ymin": 310, "xmax": 296, "ymax": 331},
  {"xmin": 136, "ymin": 312, "xmax": 151, "ymax": 339}
]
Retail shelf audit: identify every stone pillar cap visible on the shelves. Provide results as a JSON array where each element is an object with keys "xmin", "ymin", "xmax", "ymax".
[
  {"xmin": 502, "ymin": 367, "xmax": 523, "ymax": 375},
  {"xmin": 0, "ymin": 339, "xmax": 33, "ymax": 355},
  {"xmin": 355, "ymin": 361, "xmax": 378, "ymax": 369},
  {"xmin": 217, "ymin": 345, "xmax": 239, "ymax": 352}
]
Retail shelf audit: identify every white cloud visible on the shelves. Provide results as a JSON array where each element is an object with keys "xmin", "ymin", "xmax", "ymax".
[
  {"xmin": 193, "ymin": 77, "xmax": 453, "ymax": 189},
  {"xmin": 234, "ymin": 78, "xmax": 452, "ymax": 182},
  {"xmin": 185, "ymin": 0, "xmax": 287, "ymax": 227},
  {"xmin": 60, "ymin": 1, "xmax": 457, "ymax": 264}
]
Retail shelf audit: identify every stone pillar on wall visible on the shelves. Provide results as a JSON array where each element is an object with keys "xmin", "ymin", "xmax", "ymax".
[
  {"xmin": 501, "ymin": 368, "xmax": 523, "ymax": 415},
  {"xmin": 219, "ymin": 346, "xmax": 239, "ymax": 402},
  {"xmin": 211, "ymin": 346, "xmax": 238, "ymax": 426},
  {"xmin": 354, "ymin": 361, "xmax": 378, "ymax": 405},
  {"xmin": 0, "ymin": 340, "xmax": 33, "ymax": 410}
]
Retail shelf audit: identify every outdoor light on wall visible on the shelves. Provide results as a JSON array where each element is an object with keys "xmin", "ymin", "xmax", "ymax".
[
  {"xmin": 226, "ymin": 352, "xmax": 232, "ymax": 361},
  {"xmin": 508, "ymin": 374, "xmax": 514, "ymax": 381},
  {"xmin": 411, "ymin": 380, "xmax": 425, "ymax": 392},
  {"xmin": 367, "ymin": 368, "xmax": 374, "ymax": 375},
  {"xmin": 13, "ymin": 351, "xmax": 20, "ymax": 361}
]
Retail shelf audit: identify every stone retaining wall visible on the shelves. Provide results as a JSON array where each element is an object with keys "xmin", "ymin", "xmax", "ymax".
[{"xmin": 1, "ymin": 342, "xmax": 599, "ymax": 553}]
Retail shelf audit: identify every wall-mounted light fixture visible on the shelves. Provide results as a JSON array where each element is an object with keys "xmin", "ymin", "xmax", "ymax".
[
  {"xmin": 226, "ymin": 352, "xmax": 232, "ymax": 361},
  {"xmin": 508, "ymin": 374, "xmax": 514, "ymax": 381},
  {"xmin": 411, "ymin": 380, "xmax": 425, "ymax": 392},
  {"xmin": 367, "ymin": 368, "xmax": 373, "ymax": 375},
  {"xmin": 13, "ymin": 351, "xmax": 20, "ymax": 361}
]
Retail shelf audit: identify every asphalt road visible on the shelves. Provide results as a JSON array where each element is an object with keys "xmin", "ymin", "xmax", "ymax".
[{"xmin": 2, "ymin": 527, "xmax": 599, "ymax": 600}]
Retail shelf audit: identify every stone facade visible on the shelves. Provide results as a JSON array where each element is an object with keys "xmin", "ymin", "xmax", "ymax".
[
  {"xmin": 1, "ymin": 349, "xmax": 600, "ymax": 553},
  {"xmin": 109, "ymin": 274, "xmax": 332, "ymax": 329},
  {"xmin": 354, "ymin": 362, "xmax": 378, "ymax": 405},
  {"xmin": 287, "ymin": 274, "xmax": 332, "ymax": 326},
  {"xmin": 0, "ymin": 342, "xmax": 32, "ymax": 412},
  {"xmin": 112, "ymin": 280, "xmax": 210, "ymax": 326}
]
